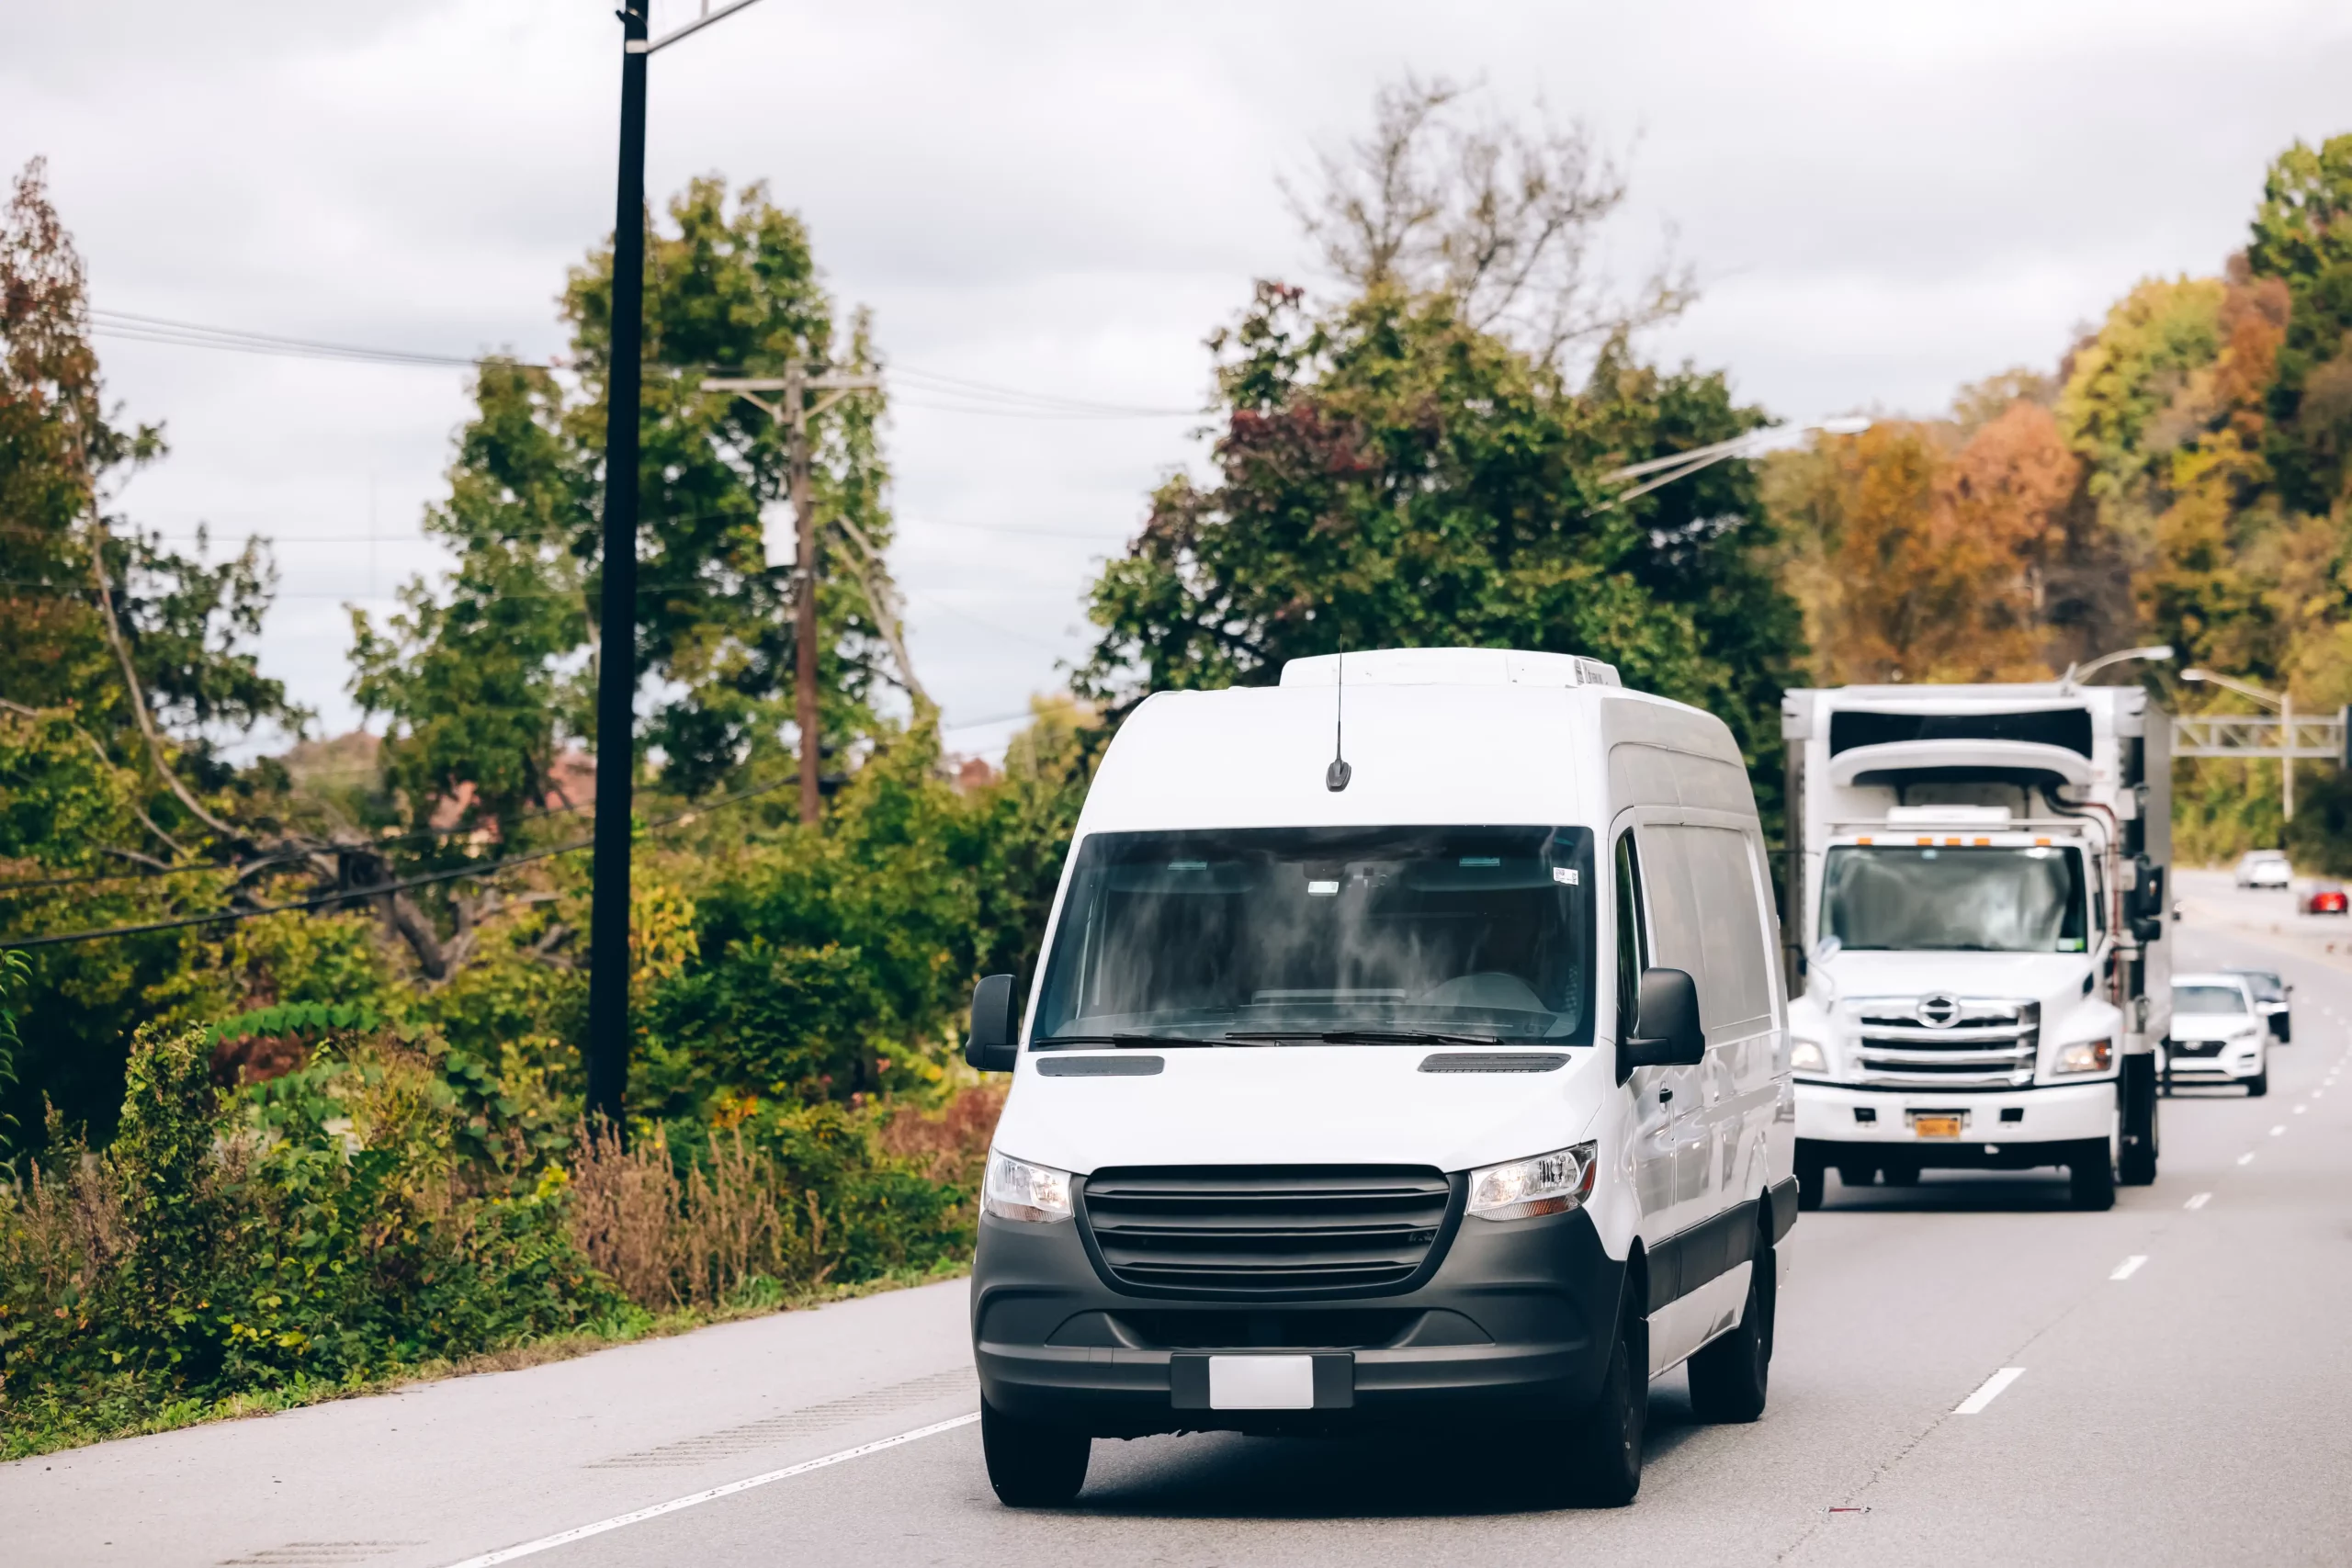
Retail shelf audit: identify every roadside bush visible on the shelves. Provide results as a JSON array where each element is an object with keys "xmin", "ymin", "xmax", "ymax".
[{"xmin": 0, "ymin": 1021, "xmax": 1001, "ymax": 1458}]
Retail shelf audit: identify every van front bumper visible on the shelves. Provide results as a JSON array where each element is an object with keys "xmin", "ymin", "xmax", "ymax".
[
  {"xmin": 970, "ymin": 1203, "xmax": 1627, "ymax": 1438},
  {"xmin": 1795, "ymin": 1077, "xmax": 2115, "ymax": 1163}
]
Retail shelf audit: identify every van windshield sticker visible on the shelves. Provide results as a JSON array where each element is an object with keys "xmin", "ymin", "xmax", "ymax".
[
  {"xmin": 1553, "ymin": 867, "xmax": 1578, "ymax": 885},
  {"xmin": 1306, "ymin": 879, "xmax": 1341, "ymax": 897}
]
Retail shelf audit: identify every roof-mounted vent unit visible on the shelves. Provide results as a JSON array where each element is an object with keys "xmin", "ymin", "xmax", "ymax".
[{"xmin": 1280, "ymin": 648, "xmax": 1622, "ymax": 689}]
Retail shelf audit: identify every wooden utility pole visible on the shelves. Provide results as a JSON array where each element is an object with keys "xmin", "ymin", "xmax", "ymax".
[{"xmin": 705, "ymin": 367, "xmax": 880, "ymax": 822}]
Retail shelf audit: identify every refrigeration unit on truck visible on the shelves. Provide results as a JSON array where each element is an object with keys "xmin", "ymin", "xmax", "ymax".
[{"xmin": 1780, "ymin": 683, "xmax": 2171, "ymax": 1211}]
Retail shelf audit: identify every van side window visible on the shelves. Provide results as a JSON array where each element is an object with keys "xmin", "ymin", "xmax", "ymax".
[{"xmin": 1613, "ymin": 830, "xmax": 1648, "ymax": 1032}]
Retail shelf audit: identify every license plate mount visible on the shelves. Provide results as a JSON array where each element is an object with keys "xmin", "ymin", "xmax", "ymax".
[
  {"xmin": 1910, "ymin": 1111, "xmax": 1966, "ymax": 1139},
  {"xmin": 1170, "ymin": 1352, "xmax": 1354, "ymax": 1410}
]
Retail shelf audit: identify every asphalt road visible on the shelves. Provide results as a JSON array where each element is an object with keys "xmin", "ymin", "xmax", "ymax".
[{"xmin": 11, "ymin": 892, "xmax": 2352, "ymax": 1567}]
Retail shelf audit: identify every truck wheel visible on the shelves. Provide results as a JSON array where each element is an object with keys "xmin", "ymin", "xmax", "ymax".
[
  {"xmin": 980, "ymin": 1397, "xmax": 1090, "ymax": 1507},
  {"xmin": 1688, "ymin": 1240, "xmax": 1773, "ymax": 1423},
  {"xmin": 2247, "ymin": 1070, "xmax": 2269, "ymax": 1099},
  {"xmin": 1559, "ymin": 1298, "xmax": 1646, "ymax": 1506},
  {"xmin": 2068, "ymin": 1146, "xmax": 2116, "ymax": 1212},
  {"xmin": 1795, "ymin": 1152, "xmax": 1826, "ymax": 1211},
  {"xmin": 2120, "ymin": 1055, "xmax": 2159, "ymax": 1186}
]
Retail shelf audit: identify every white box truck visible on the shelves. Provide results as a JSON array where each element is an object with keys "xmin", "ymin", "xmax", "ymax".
[
  {"xmin": 965, "ymin": 648, "xmax": 1796, "ymax": 1508},
  {"xmin": 1781, "ymin": 683, "xmax": 2171, "ymax": 1210}
]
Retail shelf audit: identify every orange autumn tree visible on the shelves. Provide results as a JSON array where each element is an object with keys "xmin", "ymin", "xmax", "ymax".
[{"xmin": 1767, "ymin": 403, "xmax": 2087, "ymax": 684}]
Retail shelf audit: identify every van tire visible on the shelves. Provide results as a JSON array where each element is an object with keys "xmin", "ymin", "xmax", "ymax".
[
  {"xmin": 1687, "ymin": 1241, "xmax": 1773, "ymax": 1423},
  {"xmin": 1560, "ymin": 1300, "xmax": 1646, "ymax": 1506},
  {"xmin": 2247, "ymin": 1070, "xmax": 2268, "ymax": 1098},
  {"xmin": 980, "ymin": 1397, "xmax": 1090, "ymax": 1507},
  {"xmin": 2068, "ymin": 1146, "xmax": 2116, "ymax": 1212}
]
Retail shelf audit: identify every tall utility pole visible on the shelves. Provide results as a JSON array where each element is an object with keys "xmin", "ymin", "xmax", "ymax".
[
  {"xmin": 703, "ymin": 367, "xmax": 880, "ymax": 823},
  {"xmin": 584, "ymin": 0, "xmax": 769, "ymax": 1134}
]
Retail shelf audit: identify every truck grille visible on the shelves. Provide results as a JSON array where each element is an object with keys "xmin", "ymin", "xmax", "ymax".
[
  {"xmin": 1844, "ymin": 998, "xmax": 2040, "ymax": 1089},
  {"xmin": 1080, "ymin": 1166, "xmax": 1455, "ymax": 1297}
]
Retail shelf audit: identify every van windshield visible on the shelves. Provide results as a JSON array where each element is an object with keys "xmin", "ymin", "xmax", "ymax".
[
  {"xmin": 1822, "ymin": 844, "xmax": 2087, "ymax": 953},
  {"xmin": 1031, "ymin": 826, "xmax": 1596, "ymax": 1046}
]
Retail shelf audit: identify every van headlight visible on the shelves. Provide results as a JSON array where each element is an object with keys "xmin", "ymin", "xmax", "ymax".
[
  {"xmin": 982, "ymin": 1151, "xmax": 1074, "ymax": 1223},
  {"xmin": 1467, "ymin": 1143, "xmax": 1597, "ymax": 1222},
  {"xmin": 1790, "ymin": 1038, "xmax": 1827, "ymax": 1074},
  {"xmin": 2053, "ymin": 1039, "xmax": 2114, "ymax": 1075}
]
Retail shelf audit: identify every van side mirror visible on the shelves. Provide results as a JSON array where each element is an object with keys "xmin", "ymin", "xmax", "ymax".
[
  {"xmin": 1622, "ymin": 967, "xmax": 1704, "ymax": 1070},
  {"xmin": 965, "ymin": 974, "xmax": 1020, "ymax": 1072}
]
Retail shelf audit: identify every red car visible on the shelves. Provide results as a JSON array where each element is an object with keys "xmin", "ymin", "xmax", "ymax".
[{"xmin": 2304, "ymin": 885, "xmax": 2348, "ymax": 915}]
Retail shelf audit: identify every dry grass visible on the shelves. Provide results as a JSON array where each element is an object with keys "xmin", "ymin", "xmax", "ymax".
[
  {"xmin": 564, "ymin": 1122, "xmax": 837, "ymax": 1310},
  {"xmin": 876, "ymin": 1082, "xmax": 1004, "ymax": 1184},
  {"xmin": 0, "ymin": 1148, "xmax": 128, "ymax": 1303}
]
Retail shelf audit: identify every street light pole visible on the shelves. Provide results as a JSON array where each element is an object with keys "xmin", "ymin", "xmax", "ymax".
[
  {"xmin": 584, "ymin": 0, "xmax": 651, "ymax": 1134},
  {"xmin": 583, "ymin": 0, "xmax": 769, "ymax": 1135}
]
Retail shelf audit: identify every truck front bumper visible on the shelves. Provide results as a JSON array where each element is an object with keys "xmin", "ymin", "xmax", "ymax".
[{"xmin": 1795, "ymin": 1078, "xmax": 2116, "ymax": 1170}]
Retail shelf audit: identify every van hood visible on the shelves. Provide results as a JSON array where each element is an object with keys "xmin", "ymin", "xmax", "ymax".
[
  {"xmin": 1804, "ymin": 949, "xmax": 2099, "ymax": 1018},
  {"xmin": 989, "ymin": 1045, "xmax": 1602, "ymax": 1177}
]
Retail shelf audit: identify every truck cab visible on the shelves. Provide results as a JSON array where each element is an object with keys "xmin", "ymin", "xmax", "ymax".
[{"xmin": 1781, "ymin": 685, "xmax": 2170, "ymax": 1210}]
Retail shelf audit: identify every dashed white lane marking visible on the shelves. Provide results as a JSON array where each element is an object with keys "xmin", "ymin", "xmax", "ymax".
[
  {"xmin": 2186, "ymin": 1192, "xmax": 2212, "ymax": 1210},
  {"xmin": 2271, "ymin": 1124, "xmax": 2288, "ymax": 1136},
  {"xmin": 438, "ymin": 1413, "xmax": 980, "ymax": 1567},
  {"xmin": 1954, "ymin": 1367, "xmax": 2026, "ymax": 1415},
  {"xmin": 2296, "ymin": 1104, "xmax": 2309, "ymax": 1114},
  {"xmin": 2238, "ymin": 1153, "xmax": 2256, "ymax": 1166},
  {"xmin": 2110, "ymin": 1255, "xmax": 2148, "ymax": 1280}
]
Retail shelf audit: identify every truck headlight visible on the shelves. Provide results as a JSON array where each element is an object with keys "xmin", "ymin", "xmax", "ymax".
[
  {"xmin": 1467, "ymin": 1143, "xmax": 1597, "ymax": 1222},
  {"xmin": 2053, "ymin": 1040, "xmax": 2113, "ymax": 1075},
  {"xmin": 1791, "ymin": 1038, "xmax": 1827, "ymax": 1073},
  {"xmin": 982, "ymin": 1151, "xmax": 1074, "ymax": 1223}
]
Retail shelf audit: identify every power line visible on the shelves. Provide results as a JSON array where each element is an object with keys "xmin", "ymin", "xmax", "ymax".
[
  {"xmin": 88, "ymin": 308, "xmax": 1201, "ymax": 420},
  {"xmin": 0, "ymin": 774, "xmax": 791, "ymax": 952}
]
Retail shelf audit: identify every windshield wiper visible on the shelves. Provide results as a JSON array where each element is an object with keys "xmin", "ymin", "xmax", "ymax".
[
  {"xmin": 1035, "ymin": 1032, "xmax": 1228, "ymax": 1049},
  {"xmin": 1223, "ymin": 1029, "xmax": 1506, "ymax": 1046}
]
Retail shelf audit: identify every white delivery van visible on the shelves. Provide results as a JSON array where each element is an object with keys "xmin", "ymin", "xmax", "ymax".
[{"xmin": 964, "ymin": 648, "xmax": 1797, "ymax": 1509}]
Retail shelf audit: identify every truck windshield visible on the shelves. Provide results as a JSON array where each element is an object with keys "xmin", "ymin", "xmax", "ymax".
[
  {"xmin": 1822, "ymin": 844, "xmax": 2087, "ymax": 953},
  {"xmin": 1031, "ymin": 826, "xmax": 1596, "ymax": 1045},
  {"xmin": 2174, "ymin": 985, "xmax": 2248, "ymax": 1015}
]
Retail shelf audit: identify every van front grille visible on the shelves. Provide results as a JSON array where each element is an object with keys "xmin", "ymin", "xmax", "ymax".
[
  {"xmin": 1845, "ymin": 998, "xmax": 2040, "ymax": 1090},
  {"xmin": 1080, "ymin": 1166, "xmax": 1455, "ymax": 1297}
]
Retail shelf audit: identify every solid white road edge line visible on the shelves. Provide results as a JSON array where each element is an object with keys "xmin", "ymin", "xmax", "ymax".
[
  {"xmin": 437, "ymin": 1412, "xmax": 981, "ymax": 1568},
  {"xmin": 2110, "ymin": 1255, "xmax": 2148, "ymax": 1280},
  {"xmin": 2187, "ymin": 1192, "xmax": 2212, "ymax": 1210},
  {"xmin": 1954, "ymin": 1367, "xmax": 2026, "ymax": 1415}
]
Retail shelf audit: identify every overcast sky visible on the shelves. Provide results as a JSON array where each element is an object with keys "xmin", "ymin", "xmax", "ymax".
[{"xmin": 6, "ymin": 0, "xmax": 2348, "ymax": 759}]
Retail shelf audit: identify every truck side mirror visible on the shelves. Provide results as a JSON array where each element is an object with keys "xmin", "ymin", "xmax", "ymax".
[
  {"xmin": 965, "ymin": 974, "xmax": 1020, "ymax": 1072},
  {"xmin": 2127, "ymin": 858, "xmax": 2165, "ymax": 941},
  {"xmin": 1623, "ymin": 967, "xmax": 1705, "ymax": 1070}
]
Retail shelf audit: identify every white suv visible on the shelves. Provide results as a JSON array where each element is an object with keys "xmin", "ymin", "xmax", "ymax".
[
  {"xmin": 2165, "ymin": 973, "xmax": 2269, "ymax": 1096},
  {"xmin": 2235, "ymin": 850, "xmax": 2291, "ymax": 889}
]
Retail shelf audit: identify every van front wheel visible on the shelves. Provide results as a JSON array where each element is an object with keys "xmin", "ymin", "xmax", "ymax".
[
  {"xmin": 980, "ymin": 1398, "xmax": 1090, "ymax": 1507},
  {"xmin": 1687, "ymin": 1241, "xmax": 1773, "ymax": 1423},
  {"xmin": 1558, "ymin": 1299, "xmax": 1646, "ymax": 1506}
]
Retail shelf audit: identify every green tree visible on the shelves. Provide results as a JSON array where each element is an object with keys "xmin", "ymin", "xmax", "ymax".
[
  {"xmin": 2248, "ymin": 133, "xmax": 2352, "ymax": 513},
  {"xmin": 353, "ymin": 176, "xmax": 908, "ymax": 830}
]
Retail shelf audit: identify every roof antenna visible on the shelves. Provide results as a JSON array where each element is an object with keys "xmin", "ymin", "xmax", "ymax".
[{"xmin": 1325, "ymin": 647, "xmax": 1352, "ymax": 791}]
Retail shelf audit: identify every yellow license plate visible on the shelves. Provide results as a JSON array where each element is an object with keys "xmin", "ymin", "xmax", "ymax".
[{"xmin": 1913, "ymin": 1115, "xmax": 1964, "ymax": 1139}]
